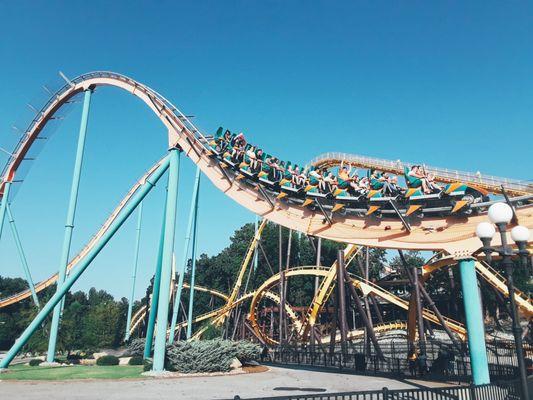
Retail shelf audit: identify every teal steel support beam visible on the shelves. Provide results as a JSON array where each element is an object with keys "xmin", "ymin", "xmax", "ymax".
[
  {"xmin": 0, "ymin": 155, "xmax": 170, "ymax": 369},
  {"xmin": 253, "ymin": 215, "xmax": 258, "ymax": 271},
  {"xmin": 47, "ymin": 89, "xmax": 92, "ymax": 362},
  {"xmin": 0, "ymin": 181, "xmax": 12, "ymax": 243},
  {"xmin": 185, "ymin": 172, "xmax": 200, "ymax": 339},
  {"xmin": 152, "ymin": 149, "xmax": 180, "ymax": 371},
  {"xmin": 125, "ymin": 202, "xmax": 143, "ymax": 341},
  {"xmin": 143, "ymin": 202, "xmax": 167, "ymax": 359},
  {"xmin": 168, "ymin": 166, "xmax": 200, "ymax": 343},
  {"xmin": 6, "ymin": 204, "xmax": 40, "ymax": 308},
  {"xmin": 459, "ymin": 258, "xmax": 490, "ymax": 385}
]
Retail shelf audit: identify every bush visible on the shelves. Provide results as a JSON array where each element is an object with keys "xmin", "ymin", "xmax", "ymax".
[
  {"xmin": 96, "ymin": 355, "xmax": 119, "ymax": 366},
  {"xmin": 233, "ymin": 341, "xmax": 261, "ymax": 364},
  {"xmin": 143, "ymin": 359, "xmax": 152, "ymax": 372},
  {"xmin": 128, "ymin": 355, "xmax": 144, "ymax": 365},
  {"xmin": 127, "ymin": 338, "xmax": 146, "ymax": 356},
  {"xmin": 164, "ymin": 340, "xmax": 261, "ymax": 373},
  {"xmin": 66, "ymin": 353, "xmax": 82, "ymax": 365},
  {"xmin": 29, "ymin": 359, "xmax": 43, "ymax": 367}
]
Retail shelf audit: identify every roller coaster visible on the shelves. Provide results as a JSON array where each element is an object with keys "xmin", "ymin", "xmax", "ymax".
[{"xmin": 0, "ymin": 72, "xmax": 531, "ymax": 381}]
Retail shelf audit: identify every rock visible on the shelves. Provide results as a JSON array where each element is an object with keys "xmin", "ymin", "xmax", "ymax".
[
  {"xmin": 39, "ymin": 362, "xmax": 61, "ymax": 367},
  {"xmin": 93, "ymin": 352, "xmax": 108, "ymax": 360},
  {"xmin": 119, "ymin": 357, "xmax": 131, "ymax": 365},
  {"xmin": 80, "ymin": 359, "xmax": 96, "ymax": 366},
  {"xmin": 142, "ymin": 370, "xmax": 175, "ymax": 378},
  {"xmin": 230, "ymin": 358, "xmax": 242, "ymax": 370}
]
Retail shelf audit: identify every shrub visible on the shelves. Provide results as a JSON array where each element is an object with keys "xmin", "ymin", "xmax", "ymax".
[
  {"xmin": 128, "ymin": 355, "xmax": 144, "ymax": 366},
  {"xmin": 233, "ymin": 341, "xmax": 261, "ymax": 364},
  {"xmin": 66, "ymin": 354, "xmax": 82, "ymax": 365},
  {"xmin": 127, "ymin": 338, "xmax": 146, "ymax": 356},
  {"xmin": 29, "ymin": 359, "xmax": 43, "ymax": 367},
  {"xmin": 143, "ymin": 359, "xmax": 152, "ymax": 372},
  {"xmin": 164, "ymin": 340, "xmax": 261, "ymax": 373},
  {"xmin": 96, "ymin": 355, "xmax": 119, "ymax": 366}
]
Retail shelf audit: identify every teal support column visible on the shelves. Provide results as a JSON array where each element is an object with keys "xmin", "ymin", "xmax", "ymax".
[
  {"xmin": 168, "ymin": 166, "xmax": 200, "ymax": 344},
  {"xmin": 0, "ymin": 155, "xmax": 170, "ymax": 369},
  {"xmin": 253, "ymin": 215, "xmax": 258, "ymax": 271},
  {"xmin": 459, "ymin": 258, "xmax": 490, "ymax": 385},
  {"xmin": 152, "ymin": 149, "xmax": 180, "ymax": 372},
  {"xmin": 47, "ymin": 89, "xmax": 92, "ymax": 363},
  {"xmin": 125, "ymin": 202, "xmax": 143, "ymax": 341},
  {"xmin": 186, "ymin": 175, "xmax": 200, "ymax": 339},
  {"xmin": 6, "ymin": 204, "xmax": 40, "ymax": 308},
  {"xmin": 0, "ymin": 181, "xmax": 12, "ymax": 243},
  {"xmin": 143, "ymin": 205, "xmax": 167, "ymax": 359}
]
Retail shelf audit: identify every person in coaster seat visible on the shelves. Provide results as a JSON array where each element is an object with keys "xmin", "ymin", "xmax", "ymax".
[
  {"xmin": 309, "ymin": 167, "xmax": 327, "ymax": 192},
  {"xmin": 388, "ymin": 175, "xmax": 404, "ymax": 195},
  {"xmin": 370, "ymin": 170, "xmax": 386, "ymax": 190},
  {"xmin": 230, "ymin": 132, "xmax": 246, "ymax": 163},
  {"xmin": 266, "ymin": 156, "xmax": 280, "ymax": 182},
  {"xmin": 358, "ymin": 176, "xmax": 370, "ymax": 194},
  {"xmin": 246, "ymin": 145, "xmax": 258, "ymax": 172},
  {"xmin": 216, "ymin": 130, "xmax": 232, "ymax": 154},
  {"xmin": 380, "ymin": 172, "xmax": 401, "ymax": 196},
  {"xmin": 291, "ymin": 164, "xmax": 306, "ymax": 187},
  {"xmin": 407, "ymin": 165, "xmax": 435, "ymax": 194},
  {"xmin": 337, "ymin": 161, "xmax": 361, "ymax": 195},
  {"xmin": 425, "ymin": 172, "xmax": 442, "ymax": 192},
  {"xmin": 251, "ymin": 148, "xmax": 264, "ymax": 174},
  {"xmin": 324, "ymin": 170, "xmax": 338, "ymax": 194}
]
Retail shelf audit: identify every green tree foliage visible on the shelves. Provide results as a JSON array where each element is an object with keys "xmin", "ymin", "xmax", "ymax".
[{"xmin": 0, "ymin": 278, "xmax": 135, "ymax": 353}]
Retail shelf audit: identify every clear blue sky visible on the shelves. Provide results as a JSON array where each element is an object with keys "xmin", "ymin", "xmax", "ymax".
[{"xmin": 0, "ymin": 2, "xmax": 531, "ymax": 299}]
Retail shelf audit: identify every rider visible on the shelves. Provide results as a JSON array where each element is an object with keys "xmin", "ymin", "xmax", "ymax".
[
  {"xmin": 337, "ymin": 161, "xmax": 357, "ymax": 191},
  {"xmin": 230, "ymin": 132, "xmax": 246, "ymax": 163},
  {"xmin": 323, "ymin": 170, "xmax": 338, "ymax": 194},
  {"xmin": 253, "ymin": 149, "xmax": 264, "ymax": 173},
  {"xmin": 246, "ymin": 145, "xmax": 258, "ymax": 171},
  {"xmin": 408, "ymin": 165, "xmax": 431, "ymax": 194}
]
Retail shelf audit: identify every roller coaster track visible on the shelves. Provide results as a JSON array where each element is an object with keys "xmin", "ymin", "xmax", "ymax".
[
  {"xmin": 298, "ymin": 244, "xmax": 360, "ymax": 339},
  {"xmin": 248, "ymin": 266, "xmax": 467, "ymax": 345},
  {"xmin": 321, "ymin": 321, "xmax": 408, "ymax": 344},
  {"xmin": 128, "ymin": 283, "xmax": 229, "ymax": 334},
  {"xmin": 0, "ymin": 71, "xmax": 527, "ymax": 349},
  {"xmin": 354, "ymin": 275, "xmax": 466, "ymax": 337},
  {"xmin": 310, "ymin": 152, "xmax": 532, "ymax": 197},
  {"xmin": 1, "ymin": 72, "xmax": 531, "ymax": 258},
  {"xmin": 0, "ymin": 158, "xmax": 166, "ymax": 308},
  {"xmin": 215, "ymin": 218, "xmax": 268, "ymax": 323},
  {"xmin": 422, "ymin": 255, "xmax": 533, "ymax": 317}
]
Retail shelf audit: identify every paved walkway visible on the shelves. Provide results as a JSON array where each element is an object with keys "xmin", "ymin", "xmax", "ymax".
[{"xmin": 0, "ymin": 366, "xmax": 456, "ymax": 400}]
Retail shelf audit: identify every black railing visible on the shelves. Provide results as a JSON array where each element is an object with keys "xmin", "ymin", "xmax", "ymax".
[
  {"xmin": 266, "ymin": 339, "xmax": 529, "ymax": 382},
  {"xmin": 236, "ymin": 381, "xmax": 521, "ymax": 400}
]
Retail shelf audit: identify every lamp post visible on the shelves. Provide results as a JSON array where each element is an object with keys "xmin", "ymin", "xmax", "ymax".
[{"xmin": 476, "ymin": 202, "xmax": 531, "ymax": 399}]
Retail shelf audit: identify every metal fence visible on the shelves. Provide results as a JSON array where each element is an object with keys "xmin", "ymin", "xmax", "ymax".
[
  {"xmin": 267, "ymin": 339, "xmax": 530, "ymax": 382},
  {"xmin": 236, "ymin": 382, "xmax": 521, "ymax": 400}
]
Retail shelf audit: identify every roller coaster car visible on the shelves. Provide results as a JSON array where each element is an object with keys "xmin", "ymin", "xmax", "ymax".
[{"xmin": 402, "ymin": 166, "xmax": 489, "ymax": 214}]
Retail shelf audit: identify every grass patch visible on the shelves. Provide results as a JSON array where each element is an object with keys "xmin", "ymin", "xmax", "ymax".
[{"xmin": 1, "ymin": 364, "xmax": 144, "ymax": 380}]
